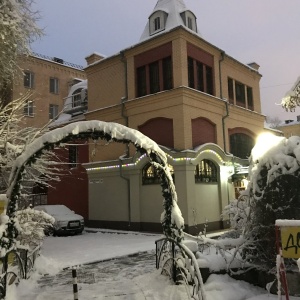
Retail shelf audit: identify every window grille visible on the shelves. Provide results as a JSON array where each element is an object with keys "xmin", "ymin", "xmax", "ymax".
[
  {"xmin": 142, "ymin": 163, "xmax": 174, "ymax": 185},
  {"xmin": 195, "ymin": 159, "xmax": 218, "ymax": 183}
]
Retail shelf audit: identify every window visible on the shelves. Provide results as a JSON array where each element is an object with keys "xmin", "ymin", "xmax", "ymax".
[
  {"xmin": 163, "ymin": 57, "xmax": 173, "ymax": 90},
  {"xmin": 188, "ymin": 57, "xmax": 214, "ymax": 96},
  {"xmin": 136, "ymin": 56, "xmax": 173, "ymax": 97},
  {"xmin": 69, "ymin": 145, "xmax": 78, "ymax": 168},
  {"xmin": 230, "ymin": 133, "xmax": 254, "ymax": 159},
  {"xmin": 206, "ymin": 66, "xmax": 213, "ymax": 95},
  {"xmin": 49, "ymin": 104, "xmax": 59, "ymax": 119},
  {"xmin": 196, "ymin": 62, "xmax": 204, "ymax": 92},
  {"xmin": 187, "ymin": 17, "xmax": 193, "ymax": 30},
  {"xmin": 235, "ymin": 81, "xmax": 246, "ymax": 107},
  {"xmin": 195, "ymin": 160, "xmax": 218, "ymax": 183},
  {"xmin": 72, "ymin": 88, "xmax": 83, "ymax": 107},
  {"xmin": 154, "ymin": 17, "xmax": 160, "ymax": 31},
  {"xmin": 142, "ymin": 163, "xmax": 174, "ymax": 185},
  {"xmin": 228, "ymin": 78, "xmax": 254, "ymax": 111},
  {"xmin": 50, "ymin": 77, "xmax": 59, "ymax": 94},
  {"xmin": 24, "ymin": 71, "xmax": 34, "ymax": 88},
  {"xmin": 149, "ymin": 61, "xmax": 160, "ymax": 94},
  {"xmin": 228, "ymin": 78, "xmax": 234, "ymax": 104},
  {"xmin": 137, "ymin": 66, "xmax": 147, "ymax": 97},
  {"xmin": 149, "ymin": 11, "xmax": 167, "ymax": 35},
  {"xmin": 247, "ymin": 87, "xmax": 253, "ymax": 110},
  {"xmin": 188, "ymin": 57, "xmax": 195, "ymax": 89},
  {"xmin": 24, "ymin": 100, "xmax": 34, "ymax": 116}
]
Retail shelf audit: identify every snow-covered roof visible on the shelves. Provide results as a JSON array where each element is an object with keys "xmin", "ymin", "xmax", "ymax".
[{"xmin": 140, "ymin": 0, "xmax": 201, "ymax": 42}]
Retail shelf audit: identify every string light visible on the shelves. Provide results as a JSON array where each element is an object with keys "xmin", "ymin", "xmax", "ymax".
[{"xmin": 86, "ymin": 149, "xmax": 225, "ymax": 171}]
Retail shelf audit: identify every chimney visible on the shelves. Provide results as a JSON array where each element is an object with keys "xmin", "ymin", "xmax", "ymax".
[
  {"xmin": 285, "ymin": 119, "xmax": 294, "ymax": 124},
  {"xmin": 247, "ymin": 62, "xmax": 260, "ymax": 71},
  {"xmin": 53, "ymin": 57, "xmax": 64, "ymax": 64},
  {"xmin": 85, "ymin": 52, "xmax": 105, "ymax": 65}
]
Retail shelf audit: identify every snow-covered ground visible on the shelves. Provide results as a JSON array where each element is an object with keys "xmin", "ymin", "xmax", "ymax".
[{"xmin": 6, "ymin": 229, "xmax": 300, "ymax": 300}]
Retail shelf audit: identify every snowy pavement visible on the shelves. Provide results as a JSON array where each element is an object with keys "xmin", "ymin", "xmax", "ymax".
[
  {"xmin": 7, "ymin": 229, "xmax": 300, "ymax": 300},
  {"xmin": 17, "ymin": 251, "xmax": 159, "ymax": 299}
]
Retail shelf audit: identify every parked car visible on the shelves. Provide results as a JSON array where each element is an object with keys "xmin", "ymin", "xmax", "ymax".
[{"xmin": 34, "ymin": 205, "xmax": 84, "ymax": 236}]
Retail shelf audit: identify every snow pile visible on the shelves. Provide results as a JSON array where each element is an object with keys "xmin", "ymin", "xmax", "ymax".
[{"xmin": 204, "ymin": 274, "xmax": 264, "ymax": 300}]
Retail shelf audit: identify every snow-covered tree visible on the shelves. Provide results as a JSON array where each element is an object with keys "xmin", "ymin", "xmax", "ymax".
[
  {"xmin": 265, "ymin": 116, "xmax": 282, "ymax": 129},
  {"xmin": 241, "ymin": 134, "xmax": 300, "ymax": 272},
  {"xmin": 281, "ymin": 80, "xmax": 300, "ymax": 112},
  {"xmin": 14, "ymin": 206, "xmax": 54, "ymax": 249},
  {"xmin": 0, "ymin": 0, "xmax": 42, "ymax": 100},
  {"xmin": 0, "ymin": 93, "xmax": 61, "ymax": 208}
]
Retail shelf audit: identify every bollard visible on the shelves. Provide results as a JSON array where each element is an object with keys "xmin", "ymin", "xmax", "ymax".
[{"xmin": 72, "ymin": 268, "xmax": 79, "ymax": 300}]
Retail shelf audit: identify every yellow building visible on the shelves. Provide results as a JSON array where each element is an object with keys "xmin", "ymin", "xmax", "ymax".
[
  {"xmin": 81, "ymin": 0, "xmax": 269, "ymax": 234},
  {"xmin": 12, "ymin": 53, "xmax": 86, "ymax": 128}
]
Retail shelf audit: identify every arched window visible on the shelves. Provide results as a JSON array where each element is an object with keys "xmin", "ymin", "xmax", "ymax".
[
  {"xmin": 230, "ymin": 133, "xmax": 254, "ymax": 159},
  {"xmin": 142, "ymin": 163, "xmax": 174, "ymax": 185},
  {"xmin": 195, "ymin": 159, "xmax": 218, "ymax": 183},
  {"xmin": 149, "ymin": 11, "xmax": 167, "ymax": 35}
]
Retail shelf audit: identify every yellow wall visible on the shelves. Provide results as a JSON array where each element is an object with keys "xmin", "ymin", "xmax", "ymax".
[{"xmin": 13, "ymin": 55, "xmax": 86, "ymax": 129}]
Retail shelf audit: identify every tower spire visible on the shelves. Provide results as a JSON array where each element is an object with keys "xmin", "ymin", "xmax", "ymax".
[{"xmin": 140, "ymin": 0, "xmax": 200, "ymax": 41}]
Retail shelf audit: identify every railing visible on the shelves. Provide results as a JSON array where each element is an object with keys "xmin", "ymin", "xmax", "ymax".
[
  {"xmin": 32, "ymin": 52, "xmax": 84, "ymax": 70},
  {"xmin": 0, "ymin": 244, "xmax": 41, "ymax": 298},
  {"xmin": 155, "ymin": 237, "xmax": 206, "ymax": 300}
]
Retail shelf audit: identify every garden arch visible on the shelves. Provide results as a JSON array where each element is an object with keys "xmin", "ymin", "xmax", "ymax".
[{"xmin": 3, "ymin": 120, "xmax": 184, "ymax": 252}]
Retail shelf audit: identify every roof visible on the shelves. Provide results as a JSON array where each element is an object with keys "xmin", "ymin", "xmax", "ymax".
[{"xmin": 140, "ymin": 0, "xmax": 201, "ymax": 42}]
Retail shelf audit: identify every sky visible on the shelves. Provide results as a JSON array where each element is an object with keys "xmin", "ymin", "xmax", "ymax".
[
  {"xmin": 31, "ymin": 0, "xmax": 300, "ymax": 122},
  {"xmin": 8, "ymin": 229, "xmax": 300, "ymax": 300}
]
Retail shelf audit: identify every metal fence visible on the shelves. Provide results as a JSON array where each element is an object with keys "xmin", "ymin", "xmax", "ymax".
[
  {"xmin": 155, "ymin": 237, "xmax": 205, "ymax": 299},
  {"xmin": 0, "ymin": 244, "xmax": 41, "ymax": 298}
]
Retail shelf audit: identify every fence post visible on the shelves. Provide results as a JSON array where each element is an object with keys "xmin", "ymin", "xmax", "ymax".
[
  {"xmin": 172, "ymin": 240, "xmax": 176, "ymax": 283},
  {"xmin": 2, "ymin": 254, "xmax": 8, "ymax": 298},
  {"xmin": 72, "ymin": 268, "xmax": 79, "ymax": 300}
]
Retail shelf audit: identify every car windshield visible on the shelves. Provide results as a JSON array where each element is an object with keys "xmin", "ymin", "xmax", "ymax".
[{"xmin": 44, "ymin": 205, "xmax": 73, "ymax": 215}]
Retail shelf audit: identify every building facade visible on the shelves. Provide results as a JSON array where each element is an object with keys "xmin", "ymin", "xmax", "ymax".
[
  {"xmin": 11, "ymin": 53, "xmax": 87, "ymax": 215},
  {"xmin": 80, "ymin": 0, "xmax": 268, "ymax": 234},
  {"xmin": 13, "ymin": 53, "xmax": 86, "ymax": 128}
]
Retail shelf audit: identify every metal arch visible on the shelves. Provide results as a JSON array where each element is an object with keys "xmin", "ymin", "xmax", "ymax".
[{"xmin": 5, "ymin": 121, "xmax": 184, "ymax": 251}]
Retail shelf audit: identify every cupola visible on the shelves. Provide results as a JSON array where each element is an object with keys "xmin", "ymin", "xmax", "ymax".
[{"xmin": 140, "ymin": 0, "xmax": 200, "ymax": 41}]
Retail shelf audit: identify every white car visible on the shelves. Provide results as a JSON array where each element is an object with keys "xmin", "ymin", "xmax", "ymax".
[{"xmin": 34, "ymin": 205, "xmax": 84, "ymax": 235}]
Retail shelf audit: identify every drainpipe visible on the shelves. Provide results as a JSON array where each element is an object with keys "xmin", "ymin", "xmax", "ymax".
[
  {"xmin": 222, "ymin": 101, "xmax": 229, "ymax": 153},
  {"xmin": 119, "ymin": 157, "xmax": 131, "ymax": 228},
  {"xmin": 219, "ymin": 51, "xmax": 232, "ymax": 217},
  {"xmin": 120, "ymin": 51, "xmax": 131, "ymax": 228},
  {"xmin": 120, "ymin": 51, "xmax": 129, "ymax": 155},
  {"xmin": 219, "ymin": 51, "xmax": 229, "ymax": 154}
]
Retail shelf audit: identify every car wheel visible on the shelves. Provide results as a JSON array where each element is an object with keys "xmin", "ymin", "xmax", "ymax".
[{"xmin": 44, "ymin": 227, "xmax": 54, "ymax": 236}]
